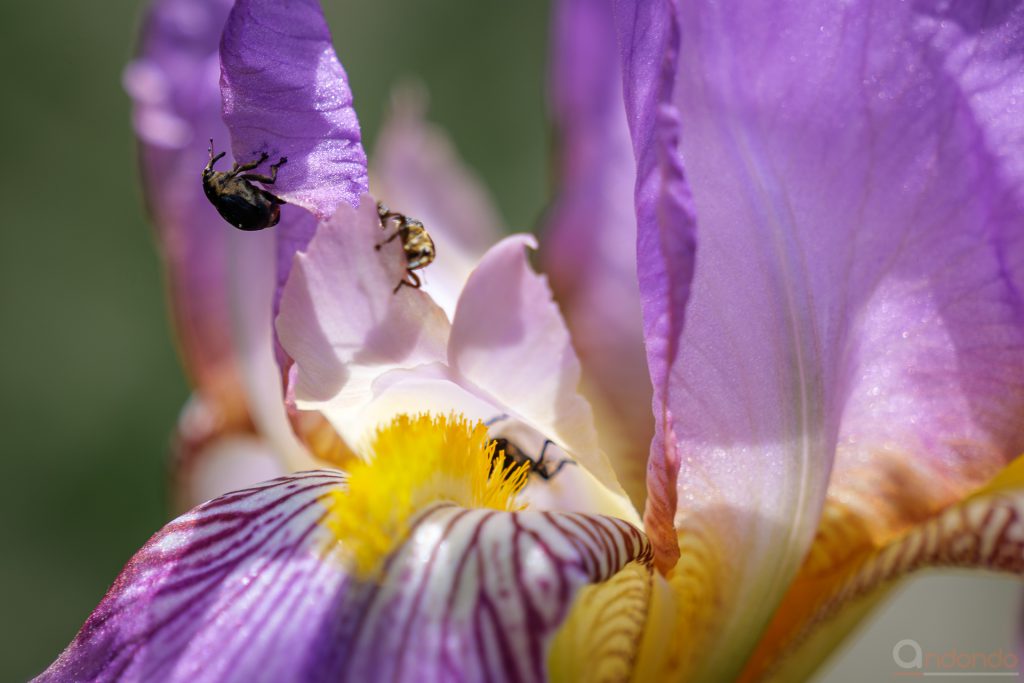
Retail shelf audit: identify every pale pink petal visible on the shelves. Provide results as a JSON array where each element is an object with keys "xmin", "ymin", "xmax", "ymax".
[
  {"xmin": 226, "ymin": 228, "xmax": 320, "ymax": 472},
  {"xmin": 448, "ymin": 236, "xmax": 627, "ymax": 500},
  {"xmin": 277, "ymin": 196, "xmax": 450, "ymax": 433}
]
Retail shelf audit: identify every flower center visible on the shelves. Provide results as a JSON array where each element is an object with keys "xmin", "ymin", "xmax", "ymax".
[{"xmin": 324, "ymin": 413, "xmax": 530, "ymax": 576}]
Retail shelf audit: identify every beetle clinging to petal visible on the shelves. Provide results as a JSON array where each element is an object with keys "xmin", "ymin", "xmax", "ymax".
[{"xmin": 201, "ymin": 139, "xmax": 287, "ymax": 231}]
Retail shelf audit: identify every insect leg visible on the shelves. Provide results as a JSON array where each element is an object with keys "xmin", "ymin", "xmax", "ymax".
[
  {"xmin": 534, "ymin": 439, "xmax": 553, "ymax": 469},
  {"xmin": 243, "ymin": 156, "xmax": 289, "ymax": 185},
  {"xmin": 544, "ymin": 458, "xmax": 577, "ymax": 479},
  {"xmin": 205, "ymin": 140, "xmax": 226, "ymax": 171},
  {"xmin": 483, "ymin": 414, "xmax": 511, "ymax": 428},
  {"xmin": 374, "ymin": 230, "xmax": 403, "ymax": 250},
  {"xmin": 393, "ymin": 271, "xmax": 422, "ymax": 294},
  {"xmin": 230, "ymin": 152, "xmax": 270, "ymax": 176},
  {"xmin": 528, "ymin": 440, "xmax": 575, "ymax": 481}
]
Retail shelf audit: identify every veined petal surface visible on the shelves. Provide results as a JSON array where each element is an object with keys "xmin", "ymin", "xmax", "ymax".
[
  {"xmin": 38, "ymin": 472, "xmax": 651, "ymax": 683},
  {"xmin": 220, "ymin": 0, "xmax": 368, "ymax": 220},
  {"xmin": 619, "ymin": 0, "xmax": 1024, "ymax": 679}
]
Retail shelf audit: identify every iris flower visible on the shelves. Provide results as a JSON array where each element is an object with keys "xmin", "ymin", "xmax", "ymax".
[{"xmin": 39, "ymin": 0, "xmax": 1024, "ymax": 681}]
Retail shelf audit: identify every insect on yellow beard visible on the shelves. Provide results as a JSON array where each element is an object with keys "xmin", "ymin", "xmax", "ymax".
[{"xmin": 323, "ymin": 413, "xmax": 530, "ymax": 577}]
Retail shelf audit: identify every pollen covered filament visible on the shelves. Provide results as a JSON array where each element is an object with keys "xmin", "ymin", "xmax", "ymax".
[{"xmin": 324, "ymin": 413, "xmax": 530, "ymax": 577}]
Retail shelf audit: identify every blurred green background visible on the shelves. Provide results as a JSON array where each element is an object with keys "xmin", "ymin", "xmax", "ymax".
[{"xmin": 0, "ymin": 0, "xmax": 1018, "ymax": 681}]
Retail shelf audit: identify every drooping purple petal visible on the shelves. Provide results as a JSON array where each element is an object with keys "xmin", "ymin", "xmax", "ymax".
[
  {"xmin": 220, "ymin": 0, "xmax": 368, "ymax": 220},
  {"xmin": 541, "ymin": 0, "xmax": 653, "ymax": 508},
  {"xmin": 618, "ymin": 0, "xmax": 1024, "ymax": 678},
  {"xmin": 127, "ymin": 0, "xmax": 326, "ymax": 491},
  {"xmin": 38, "ymin": 473, "xmax": 652, "ymax": 683}
]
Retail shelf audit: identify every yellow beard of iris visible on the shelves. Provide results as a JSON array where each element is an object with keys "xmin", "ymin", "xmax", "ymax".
[{"xmin": 324, "ymin": 413, "xmax": 531, "ymax": 577}]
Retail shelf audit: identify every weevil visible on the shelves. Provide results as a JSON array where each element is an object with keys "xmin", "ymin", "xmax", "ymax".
[
  {"xmin": 375, "ymin": 201, "xmax": 436, "ymax": 293},
  {"xmin": 489, "ymin": 437, "xmax": 575, "ymax": 481},
  {"xmin": 484, "ymin": 414, "xmax": 576, "ymax": 482},
  {"xmin": 202, "ymin": 140, "xmax": 288, "ymax": 231}
]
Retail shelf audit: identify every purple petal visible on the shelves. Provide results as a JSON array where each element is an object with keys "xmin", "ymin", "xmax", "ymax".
[
  {"xmin": 541, "ymin": 0, "xmax": 653, "ymax": 508},
  {"xmin": 619, "ymin": 0, "xmax": 1024, "ymax": 677},
  {"xmin": 220, "ymin": 0, "xmax": 368, "ymax": 220},
  {"xmin": 127, "ymin": 0, "xmax": 319, "ymax": 482},
  {"xmin": 38, "ymin": 473, "xmax": 651, "ymax": 683}
]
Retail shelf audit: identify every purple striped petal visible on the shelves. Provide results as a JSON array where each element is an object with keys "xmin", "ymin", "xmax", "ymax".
[
  {"xmin": 220, "ymin": 0, "xmax": 368, "ymax": 221},
  {"xmin": 541, "ymin": 0, "xmax": 653, "ymax": 508},
  {"xmin": 37, "ymin": 473, "xmax": 651, "ymax": 683},
  {"xmin": 331, "ymin": 506, "xmax": 651, "ymax": 681},
  {"xmin": 36, "ymin": 471, "xmax": 347, "ymax": 683}
]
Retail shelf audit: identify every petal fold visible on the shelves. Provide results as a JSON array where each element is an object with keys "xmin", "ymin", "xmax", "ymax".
[
  {"xmin": 614, "ymin": 0, "xmax": 698, "ymax": 573},
  {"xmin": 220, "ymin": 0, "xmax": 368, "ymax": 219}
]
